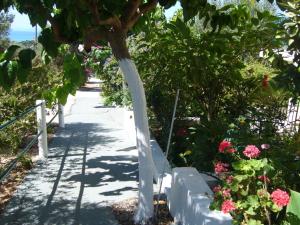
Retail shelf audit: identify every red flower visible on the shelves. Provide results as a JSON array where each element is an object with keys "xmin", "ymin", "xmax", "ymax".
[
  {"xmin": 222, "ymin": 189, "xmax": 231, "ymax": 198},
  {"xmin": 243, "ymin": 145, "xmax": 261, "ymax": 158},
  {"xmin": 221, "ymin": 200, "xmax": 236, "ymax": 214},
  {"xmin": 226, "ymin": 175, "xmax": 234, "ymax": 184},
  {"xmin": 219, "ymin": 140, "xmax": 232, "ymax": 153},
  {"xmin": 258, "ymin": 175, "xmax": 270, "ymax": 183},
  {"xmin": 227, "ymin": 148, "xmax": 237, "ymax": 153},
  {"xmin": 176, "ymin": 128, "xmax": 188, "ymax": 137},
  {"xmin": 271, "ymin": 189, "xmax": 290, "ymax": 207},
  {"xmin": 213, "ymin": 185, "xmax": 222, "ymax": 193},
  {"xmin": 262, "ymin": 75, "xmax": 269, "ymax": 88},
  {"xmin": 214, "ymin": 162, "xmax": 229, "ymax": 174}
]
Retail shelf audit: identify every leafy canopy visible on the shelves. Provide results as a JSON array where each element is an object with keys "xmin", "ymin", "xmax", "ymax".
[{"xmin": 0, "ymin": 0, "xmax": 276, "ymax": 56}]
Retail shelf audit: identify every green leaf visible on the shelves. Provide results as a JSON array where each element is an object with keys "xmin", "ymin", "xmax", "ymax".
[
  {"xmin": 38, "ymin": 28, "xmax": 60, "ymax": 57},
  {"xmin": 0, "ymin": 61, "xmax": 16, "ymax": 90},
  {"xmin": 248, "ymin": 219, "xmax": 264, "ymax": 225},
  {"xmin": 18, "ymin": 49, "xmax": 36, "ymax": 69},
  {"xmin": 2, "ymin": 45, "xmax": 20, "ymax": 61},
  {"xmin": 7, "ymin": 61, "xmax": 18, "ymax": 83},
  {"xmin": 56, "ymin": 86, "xmax": 69, "ymax": 105},
  {"xmin": 287, "ymin": 190, "xmax": 300, "ymax": 224},
  {"xmin": 17, "ymin": 66, "xmax": 30, "ymax": 84}
]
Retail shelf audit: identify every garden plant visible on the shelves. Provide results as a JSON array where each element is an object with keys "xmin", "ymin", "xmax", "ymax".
[{"xmin": 0, "ymin": 0, "xmax": 300, "ymax": 224}]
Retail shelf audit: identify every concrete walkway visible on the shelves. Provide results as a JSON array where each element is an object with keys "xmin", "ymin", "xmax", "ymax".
[{"xmin": 0, "ymin": 79, "xmax": 138, "ymax": 225}]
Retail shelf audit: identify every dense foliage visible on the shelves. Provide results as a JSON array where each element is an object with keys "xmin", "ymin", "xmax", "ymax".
[
  {"xmin": 0, "ymin": 11, "xmax": 13, "ymax": 49},
  {"xmin": 210, "ymin": 139, "xmax": 299, "ymax": 225},
  {"xmin": 1, "ymin": 0, "xmax": 300, "ymax": 223},
  {"xmin": 0, "ymin": 55, "xmax": 63, "ymax": 155}
]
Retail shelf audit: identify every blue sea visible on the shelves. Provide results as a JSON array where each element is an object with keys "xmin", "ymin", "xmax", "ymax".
[{"xmin": 9, "ymin": 30, "xmax": 39, "ymax": 42}]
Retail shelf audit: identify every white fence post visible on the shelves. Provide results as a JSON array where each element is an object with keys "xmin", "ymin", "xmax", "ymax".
[
  {"xmin": 58, "ymin": 104, "xmax": 65, "ymax": 128},
  {"xmin": 36, "ymin": 100, "xmax": 48, "ymax": 160}
]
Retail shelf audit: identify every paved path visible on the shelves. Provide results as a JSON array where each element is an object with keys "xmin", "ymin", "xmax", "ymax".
[{"xmin": 0, "ymin": 79, "xmax": 138, "ymax": 225}]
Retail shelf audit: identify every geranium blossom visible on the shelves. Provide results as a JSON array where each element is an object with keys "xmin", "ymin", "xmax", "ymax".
[
  {"xmin": 218, "ymin": 140, "xmax": 232, "ymax": 153},
  {"xmin": 243, "ymin": 145, "xmax": 261, "ymax": 158},
  {"xmin": 214, "ymin": 162, "xmax": 229, "ymax": 174},
  {"xmin": 222, "ymin": 189, "xmax": 231, "ymax": 198},
  {"xmin": 226, "ymin": 175, "xmax": 234, "ymax": 184},
  {"xmin": 271, "ymin": 189, "xmax": 290, "ymax": 207},
  {"xmin": 221, "ymin": 200, "xmax": 236, "ymax": 214},
  {"xmin": 213, "ymin": 185, "xmax": 222, "ymax": 193}
]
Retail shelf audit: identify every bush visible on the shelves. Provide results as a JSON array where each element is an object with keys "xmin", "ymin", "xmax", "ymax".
[{"xmin": 0, "ymin": 58, "xmax": 62, "ymax": 155}]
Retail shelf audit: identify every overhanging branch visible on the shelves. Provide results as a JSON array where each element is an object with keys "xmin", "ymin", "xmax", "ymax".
[
  {"xmin": 83, "ymin": 28, "xmax": 108, "ymax": 51},
  {"xmin": 124, "ymin": 0, "xmax": 158, "ymax": 30},
  {"xmin": 121, "ymin": 0, "xmax": 141, "ymax": 27}
]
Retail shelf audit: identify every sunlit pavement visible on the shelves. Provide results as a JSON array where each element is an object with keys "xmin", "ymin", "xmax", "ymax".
[{"xmin": 0, "ymin": 79, "xmax": 138, "ymax": 225}]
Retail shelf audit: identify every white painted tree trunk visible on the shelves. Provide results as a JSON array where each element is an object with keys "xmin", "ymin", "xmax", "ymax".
[{"xmin": 119, "ymin": 59, "xmax": 154, "ymax": 223}]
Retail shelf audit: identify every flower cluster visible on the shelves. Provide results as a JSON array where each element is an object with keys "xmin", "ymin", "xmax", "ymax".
[
  {"xmin": 226, "ymin": 175, "xmax": 234, "ymax": 184},
  {"xmin": 218, "ymin": 140, "xmax": 236, "ymax": 153},
  {"xmin": 243, "ymin": 145, "xmax": 261, "ymax": 158},
  {"xmin": 222, "ymin": 189, "xmax": 231, "ymax": 198},
  {"xmin": 211, "ymin": 141, "xmax": 290, "ymax": 224},
  {"xmin": 213, "ymin": 185, "xmax": 222, "ymax": 193},
  {"xmin": 271, "ymin": 189, "xmax": 290, "ymax": 207},
  {"xmin": 214, "ymin": 161, "xmax": 229, "ymax": 174},
  {"xmin": 221, "ymin": 200, "xmax": 236, "ymax": 214}
]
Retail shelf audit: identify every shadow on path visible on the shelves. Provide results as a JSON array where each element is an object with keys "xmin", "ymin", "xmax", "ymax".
[{"xmin": 1, "ymin": 111, "xmax": 138, "ymax": 225}]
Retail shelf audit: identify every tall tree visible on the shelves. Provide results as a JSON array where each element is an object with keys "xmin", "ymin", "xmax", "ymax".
[
  {"xmin": 0, "ymin": 0, "xmax": 276, "ymax": 222},
  {"xmin": 0, "ymin": 11, "xmax": 14, "ymax": 50}
]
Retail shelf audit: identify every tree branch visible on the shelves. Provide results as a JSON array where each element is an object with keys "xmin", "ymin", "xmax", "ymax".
[
  {"xmin": 124, "ymin": 0, "xmax": 158, "ymax": 30},
  {"xmin": 48, "ymin": 18, "xmax": 73, "ymax": 43},
  {"xmin": 88, "ymin": 0, "xmax": 101, "ymax": 24},
  {"xmin": 86, "ymin": 0, "xmax": 121, "ymax": 29},
  {"xmin": 121, "ymin": 0, "xmax": 141, "ymax": 27},
  {"xmin": 140, "ymin": 0, "xmax": 158, "ymax": 14},
  {"xmin": 83, "ymin": 28, "xmax": 108, "ymax": 51}
]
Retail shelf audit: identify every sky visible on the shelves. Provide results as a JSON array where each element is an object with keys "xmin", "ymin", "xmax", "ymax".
[{"xmin": 8, "ymin": 3, "xmax": 181, "ymax": 42}]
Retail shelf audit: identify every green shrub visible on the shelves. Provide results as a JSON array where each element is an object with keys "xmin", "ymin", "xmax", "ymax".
[
  {"xmin": 18, "ymin": 155, "xmax": 33, "ymax": 170},
  {"xmin": 0, "ymin": 58, "xmax": 62, "ymax": 155}
]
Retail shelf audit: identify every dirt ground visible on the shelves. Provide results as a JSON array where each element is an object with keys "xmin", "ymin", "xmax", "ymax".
[
  {"xmin": 0, "ymin": 125, "xmax": 58, "ymax": 214},
  {"xmin": 112, "ymin": 197, "xmax": 173, "ymax": 225}
]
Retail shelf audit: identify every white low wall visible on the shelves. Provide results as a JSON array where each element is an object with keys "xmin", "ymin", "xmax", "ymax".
[
  {"xmin": 123, "ymin": 110, "xmax": 232, "ymax": 225},
  {"xmin": 151, "ymin": 139, "xmax": 172, "ymax": 193},
  {"xmin": 169, "ymin": 167, "xmax": 232, "ymax": 225}
]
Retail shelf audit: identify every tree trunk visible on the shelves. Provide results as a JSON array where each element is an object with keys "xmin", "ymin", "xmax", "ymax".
[{"xmin": 109, "ymin": 32, "xmax": 154, "ymax": 223}]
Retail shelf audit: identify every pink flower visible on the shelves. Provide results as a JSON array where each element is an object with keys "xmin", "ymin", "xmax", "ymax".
[
  {"xmin": 243, "ymin": 145, "xmax": 261, "ymax": 158},
  {"xmin": 214, "ymin": 162, "xmax": 229, "ymax": 174},
  {"xmin": 219, "ymin": 140, "xmax": 232, "ymax": 153},
  {"xmin": 261, "ymin": 144, "xmax": 270, "ymax": 150},
  {"xmin": 213, "ymin": 185, "xmax": 222, "ymax": 193},
  {"xmin": 258, "ymin": 175, "xmax": 270, "ymax": 183},
  {"xmin": 221, "ymin": 200, "xmax": 236, "ymax": 214},
  {"xmin": 226, "ymin": 175, "xmax": 234, "ymax": 184},
  {"xmin": 176, "ymin": 128, "xmax": 188, "ymax": 137},
  {"xmin": 271, "ymin": 189, "xmax": 290, "ymax": 207},
  {"xmin": 222, "ymin": 189, "xmax": 231, "ymax": 198}
]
